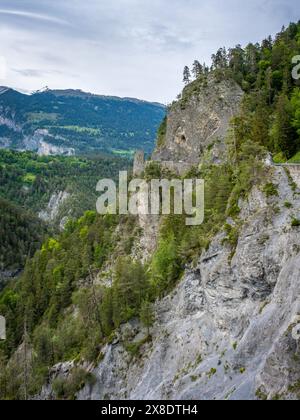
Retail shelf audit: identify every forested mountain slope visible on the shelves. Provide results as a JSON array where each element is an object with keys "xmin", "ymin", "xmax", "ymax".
[
  {"xmin": 0, "ymin": 150, "xmax": 129, "ymax": 221},
  {"xmin": 0, "ymin": 150, "xmax": 130, "ymax": 281},
  {"xmin": 0, "ymin": 22, "xmax": 300, "ymax": 401},
  {"xmin": 0, "ymin": 88, "xmax": 165, "ymax": 156},
  {"xmin": 0, "ymin": 199, "xmax": 46, "ymax": 271}
]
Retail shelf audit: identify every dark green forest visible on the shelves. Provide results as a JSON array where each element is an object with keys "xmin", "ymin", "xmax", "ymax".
[
  {"xmin": 0, "ymin": 150, "xmax": 130, "ymax": 271},
  {"xmin": 0, "ymin": 198, "xmax": 46, "ymax": 271}
]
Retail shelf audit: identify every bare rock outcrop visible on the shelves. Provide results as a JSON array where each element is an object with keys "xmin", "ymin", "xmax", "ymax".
[
  {"xmin": 38, "ymin": 191, "xmax": 70, "ymax": 225},
  {"xmin": 152, "ymin": 75, "xmax": 243, "ymax": 165}
]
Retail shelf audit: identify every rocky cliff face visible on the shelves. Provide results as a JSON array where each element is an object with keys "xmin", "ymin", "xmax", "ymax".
[
  {"xmin": 38, "ymin": 191, "xmax": 71, "ymax": 228},
  {"xmin": 152, "ymin": 75, "xmax": 243, "ymax": 165},
  {"xmin": 73, "ymin": 165, "xmax": 300, "ymax": 401}
]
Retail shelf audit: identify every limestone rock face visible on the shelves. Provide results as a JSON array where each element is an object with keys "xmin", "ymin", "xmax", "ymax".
[
  {"xmin": 76, "ymin": 166, "xmax": 300, "ymax": 401},
  {"xmin": 38, "ymin": 191, "xmax": 70, "ymax": 225},
  {"xmin": 152, "ymin": 76, "xmax": 243, "ymax": 165},
  {"xmin": 37, "ymin": 139, "xmax": 75, "ymax": 157}
]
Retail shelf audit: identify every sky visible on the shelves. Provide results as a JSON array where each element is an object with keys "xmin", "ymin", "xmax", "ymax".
[{"xmin": 0, "ymin": 0, "xmax": 299, "ymax": 104}]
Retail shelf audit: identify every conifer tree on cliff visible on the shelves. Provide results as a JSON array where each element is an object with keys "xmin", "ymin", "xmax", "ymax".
[
  {"xmin": 270, "ymin": 94, "xmax": 296, "ymax": 158},
  {"xmin": 192, "ymin": 60, "xmax": 203, "ymax": 79},
  {"xmin": 183, "ymin": 66, "xmax": 191, "ymax": 84}
]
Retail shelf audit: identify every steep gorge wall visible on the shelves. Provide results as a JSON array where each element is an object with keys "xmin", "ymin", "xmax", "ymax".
[
  {"xmin": 152, "ymin": 76, "xmax": 243, "ymax": 165},
  {"xmin": 134, "ymin": 76, "xmax": 243, "ymax": 179},
  {"xmin": 75, "ymin": 166, "xmax": 300, "ymax": 401},
  {"xmin": 77, "ymin": 80, "xmax": 300, "ymax": 401}
]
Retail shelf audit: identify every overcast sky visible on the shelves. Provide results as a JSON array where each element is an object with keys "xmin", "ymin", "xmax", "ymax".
[{"xmin": 0, "ymin": 0, "xmax": 299, "ymax": 103}]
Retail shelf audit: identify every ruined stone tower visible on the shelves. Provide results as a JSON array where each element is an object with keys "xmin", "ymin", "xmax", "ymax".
[{"xmin": 133, "ymin": 150, "xmax": 145, "ymax": 177}]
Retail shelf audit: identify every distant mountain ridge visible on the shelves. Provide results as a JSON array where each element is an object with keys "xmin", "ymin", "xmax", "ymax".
[
  {"xmin": 0, "ymin": 86, "xmax": 165, "ymax": 156},
  {"xmin": 39, "ymin": 87, "xmax": 163, "ymax": 105}
]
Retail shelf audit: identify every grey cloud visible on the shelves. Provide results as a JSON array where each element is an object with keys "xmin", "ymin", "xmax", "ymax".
[
  {"xmin": 0, "ymin": 0, "xmax": 299, "ymax": 103},
  {"xmin": 12, "ymin": 68, "xmax": 63, "ymax": 78},
  {"xmin": 0, "ymin": 8, "xmax": 68, "ymax": 25}
]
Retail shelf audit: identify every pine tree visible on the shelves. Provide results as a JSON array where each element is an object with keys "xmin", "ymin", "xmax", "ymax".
[
  {"xmin": 140, "ymin": 300, "xmax": 154, "ymax": 337},
  {"xmin": 130, "ymin": 261, "xmax": 148, "ymax": 307},
  {"xmin": 183, "ymin": 66, "xmax": 191, "ymax": 84},
  {"xmin": 203, "ymin": 63, "xmax": 209, "ymax": 75},
  {"xmin": 212, "ymin": 47, "xmax": 228, "ymax": 69},
  {"xmin": 265, "ymin": 67, "xmax": 273, "ymax": 105},
  {"xmin": 250, "ymin": 94, "xmax": 270, "ymax": 148},
  {"xmin": 228, "ymin": 45, "xmax": 244, "ymax": 74},
  {"xmin": 192, "ymin": 60, "xmax": 203, "ymax": 79},
  {"xmin": 151, "ymin": 233, "xmax": 179, "ymax": 295},
  {"xmin": 88, "ymin": 268, "xmax": 104, "ymax": 338},
  {"xmin": 291, "ymin": 88, "xmax": 300, "ymax": 143},
  {"xmin": 261, "ymin": 36, "xmax": 273, "ymax": 51},
  {"xmin": 101, "ymin": 288, "xmax": 114, "ymax": 335},
  {"xmin": 22, "ymin": 317, "xmax": 30, "ymax": 401},
  {"xmin": 270, "ymin": 94, "xmax": 296, "ymax": 158},
  {"xmin": 244, "ymin": 43, "xmax": 260, "ymax": 75}
]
